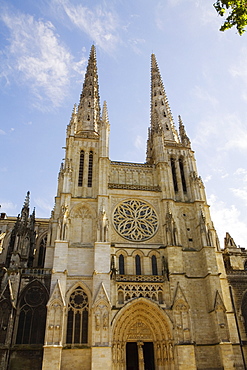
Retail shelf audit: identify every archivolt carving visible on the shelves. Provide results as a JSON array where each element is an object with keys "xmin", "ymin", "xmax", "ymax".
[
  {"xmin": 112, "ymin": 298, "xmax": 172, "ymax": 343},
  {"xmin": 112, "ymin": 299, "xmax": 174, "ymax": 369}
]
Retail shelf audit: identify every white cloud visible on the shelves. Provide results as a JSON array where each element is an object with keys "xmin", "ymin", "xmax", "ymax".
[
  {"xmin": 0, "ymin": 201, "xmax": 17, "ymax": 214},
  {"xmin": 193, "ymin": 112, "xmax": 247, "ymax": 153},
  {"xmin": 204, "ymin": 175, "xmax": 212, "ymax": 182},
  {"xmin": 134, "ymin": 135, "xmax": 145, "ymax": 151},
  {"xmin": 0, "ymin": 7, "xmax": 86, "ymax": 110},
  {"xmin": 34, "ymin": 197, "xmax": 54, "ymax": 215},
  {"xmin": 231, "ymin": 188, "xmax": 247, "ymax": 205},
  {"xmin": 0, "ymin": 129, "xmax": 6, "ymax": 135},
  {"xmin": 230, "ymin": 47, "xmax": 247, "ymax": 102},
  {"xmin": 52, "ymin": 0, "xmax": 120, "ymax": 54},
  {"xmin": 208, "ymin": 194, "xmax": 247, "ymax": 249}
]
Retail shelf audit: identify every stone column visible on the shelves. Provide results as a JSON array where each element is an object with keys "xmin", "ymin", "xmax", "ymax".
[{"xmin": 137, "ymin": 342, "xmax": 145, "ymax": 370}]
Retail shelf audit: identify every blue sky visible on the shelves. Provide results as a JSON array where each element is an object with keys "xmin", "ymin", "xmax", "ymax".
[{"xmin": 1, "ymin": 0, "xmax": 247, "ymax": 249}]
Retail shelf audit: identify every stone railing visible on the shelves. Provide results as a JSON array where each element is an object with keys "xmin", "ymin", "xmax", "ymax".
[
  {"xmin": 116, "ymin": 274, "xmax": 165, "ymax": 282},
  {"xmin": 20, "ymin": 268, "xmax": 52, "ymax": 276}
]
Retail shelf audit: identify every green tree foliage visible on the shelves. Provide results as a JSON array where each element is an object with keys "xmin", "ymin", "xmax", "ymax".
[{"xmin": 214, "ymin": 0, "xmax": 247, "ymax": 35}]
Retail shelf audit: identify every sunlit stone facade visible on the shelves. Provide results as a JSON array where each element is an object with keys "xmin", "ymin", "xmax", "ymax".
[{"xmin": 1, "ymin": 46, "xmax": 247, "ymax": 369}]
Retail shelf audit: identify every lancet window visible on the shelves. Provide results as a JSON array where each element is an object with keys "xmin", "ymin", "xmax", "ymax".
[
  {"xmin": 87, "ymin": 151, "xmax": 93, "ymax": 187},
  {"xmin": 119, "ymin": 254, "xmax": 125, "ymax": 275},
  {"xmin": 37, "ymin": 235, "xmax": 47, "ymax": 268},
  {"xmin": 170, "ymin": 158, "xmax": 178, "ymax": 192},
  {"xmin": 151, "ymin": 255, "xmax": 158, "ymax": 275},
  {"xmin": 66, "ymin": 286, "xmax": 89, "ymax": 345},
  {"xmin": 135, "ymin": 255, "xmax": 141, "ymax": 275},
  {"xmin": 179, "ymin": 158, "xmax": 187, "ymax": 193},
  {"xmin": 0, "ymin": 299, "xmax": 11, "ymax": 344},
  {"xmin": 15, "ymin": 281, "xmax": 47, "ymax": 344},
  {"xmin": 78, "ymin": 150, "xmax": 85, "ymax": 187}
]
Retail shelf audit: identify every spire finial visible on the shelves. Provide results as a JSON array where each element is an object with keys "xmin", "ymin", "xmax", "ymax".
[{"xmin": 179, "ymin": 115, "xmax": 191, "ymax": 147}]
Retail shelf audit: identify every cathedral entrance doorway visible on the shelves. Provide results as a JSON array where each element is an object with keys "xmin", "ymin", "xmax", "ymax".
[
  {"xmin": 126, "ymin": 341, "xmax": 155, "ymax": 370},
  {"xmin": 112, "ymin": 298, "xmax": 174, "ymax": 370}
]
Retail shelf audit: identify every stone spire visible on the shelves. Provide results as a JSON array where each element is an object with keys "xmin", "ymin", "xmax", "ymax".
[
  {"xmin": 102, "ymin": 101, "xmax": 109, "ymax": 125},
  {"xmin": 179, "ymin": 115, "xmax": 191, "ymax": 147},
  {"xmin": 21, "ymin": 191, "xmax": 30, "ymax": 222},
  {"xmin": 150, "ymin": 53, "xmax": 179, "ymax": 142},
  {"xmin": 77, "ymin": 45, "xmax": 100, "ymax": 133}
]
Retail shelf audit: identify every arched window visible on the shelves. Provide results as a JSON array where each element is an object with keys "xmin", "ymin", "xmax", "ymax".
[
  {"xmin": 135, "ymin": 255, "xmax": 141, "ymax": 275},
  {"xmin": 37, "ymin": 235, "xmax": 47, "ymax": 268},
  {"xmin": 16, "ymin": 281, "xmax": 47, "ymax": 344},
  {"xmin": 179, "ymin": 158, "xmax": 187, "ymax": 193},
  {"xmin": 66, "ymin": 286, "xmax": 89, "ymax": 344},
  {"xmin": 0, "ymin": 299, "xmax": 11, "ymax": 344},
  {"xmin": 78, "ymin": 150, "xmax": 84, "ymax": 187},
  {"xmin": 118, "ymin": 291, "xmax": 124, "ymax": 304},
  {"xmin": 244, "ymin": 261, "xmax": 247, "ymax": 270},
  {"xmin": 87, "ymin": 151, "xmax": 93, "ymax": 187},
  {"xmin": 171, "ymin": 158, "xmax": 178, "ymax": 192},
  {"xmin": 242, "ymin": 292, "xmax": 247, "ymax": 335},
  {"xmin": 151, "ymin": 255, "xmax": 158, "ymax": 275},
  {"xmin": 119, "ymin": 254, "xmax": 125, "ymax": 275}
]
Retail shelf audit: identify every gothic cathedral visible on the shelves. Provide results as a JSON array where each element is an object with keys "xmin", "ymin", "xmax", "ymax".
[{"xmin": 1, "ymin": 46, "xmax": 247, "ymax": 370}]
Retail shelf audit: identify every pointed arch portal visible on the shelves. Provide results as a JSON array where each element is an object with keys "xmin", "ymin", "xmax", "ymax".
[{"xmin": 112, "ymin": 298, "xmax": 174, "ymax": 370}]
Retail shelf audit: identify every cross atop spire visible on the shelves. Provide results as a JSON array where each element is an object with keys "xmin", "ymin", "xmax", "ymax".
[
  {"xmin": 77, "ymin": 45, "xmax": 100, "ymax": 134},
  {"xmin": 150, "ymin": 54, "xmax": 179, "ymax": 142}
]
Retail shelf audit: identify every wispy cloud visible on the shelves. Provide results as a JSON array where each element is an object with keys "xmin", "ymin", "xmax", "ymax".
[
  {"xmin": 0, "ymin": 6, "xmax": 86, "ymax": 110},
  {"xmin": 34, "ymin": 197, "xmax": 54, "ymax": 216},
  {"xmin": 0, "ymin": 201, "xmax": 17, "ymax": 214},
  {"xmin": 208, "ymin": 194, "xmax": 247, "ymax": 248},
  {"xmin": 193, "ymin": 112, "xmax": 247, "ymax": 153},
  {"xmin": 52, "ymin": 0, "xmax": 120, "ymax": 54},
  {"xmin": 230, "ymin": 168, "xmax": 247, "ymax": 206},
  {"xmin": 0, "ymin": 129, "xmax": 6, "ymax": 135},
  {"xmin": 230, "ymin": 47, "xmax": 247, "ymax": 102},
  {"xmin": 134, "ymin": 135, "xmax": 145, "ymax": 151}
]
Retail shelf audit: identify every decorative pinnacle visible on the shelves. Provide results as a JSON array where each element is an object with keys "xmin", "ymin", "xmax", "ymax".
[
  {"xmin": 24, "ymin": 191, "xmax": 30, "ymax": 209},
  {"xmin": 102, "ymin": 101, "xmax": 109, "ymax": 124},
  {"xmin": 178, "ymin": 115, "xmax": 191, "ymax": 147}
]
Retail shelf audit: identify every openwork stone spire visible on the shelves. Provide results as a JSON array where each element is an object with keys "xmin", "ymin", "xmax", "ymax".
[
  {"xmin": 77, "ymin": 45, "xmax": 100, "ymax": 133},
  {"xmin": 150, "ymin": 54, "xmax": 179, "ymax": 142}
]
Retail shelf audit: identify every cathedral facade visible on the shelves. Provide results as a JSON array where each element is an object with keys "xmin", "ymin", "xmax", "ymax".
[{"xmin": 1, "ymin": 46, "xmax": 247, "ymax": 369}]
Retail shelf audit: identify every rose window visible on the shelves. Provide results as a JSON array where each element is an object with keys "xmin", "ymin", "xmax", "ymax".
[{"xmin": 113, "ymin": 199, "xmax": 158, "ymax": 241}]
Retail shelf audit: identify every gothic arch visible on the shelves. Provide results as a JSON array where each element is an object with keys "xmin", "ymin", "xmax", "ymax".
[
  {"xmin": 69, "ymin": 203, "xmax": 96, "ymax": 244},
  {"xmin": 241, "ymin": 290, "xmax": 247, "ymax": 335},
  {"xmin": 15, "ymin": 279, "xmax": 48, "ymax": 345},
  {"xmin": 66, "ymin": 281, "xmax": 91, "ymax": 306},
  {"xmin": 36, "ymin": 232, "xmax": 48, "ymax": 267},
  {"xmin": 113, "ymin": 298, "xmax": 172, "ymax": 342},
  {"xmin": 112, "ymin": 298, "xmax": 174, "ymax": 369},
  {"xmin": 65, "ymin": 282, "xmax": 92, "ymax": 345},
  {"xmin": 115, "ymin": 249, "xmax": 128, "ymax": 257}
]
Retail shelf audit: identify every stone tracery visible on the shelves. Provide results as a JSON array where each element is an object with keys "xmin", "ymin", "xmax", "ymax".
[{"xmin": 113, "ymin": 199, "xmax": 159, "ymax": 242}]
